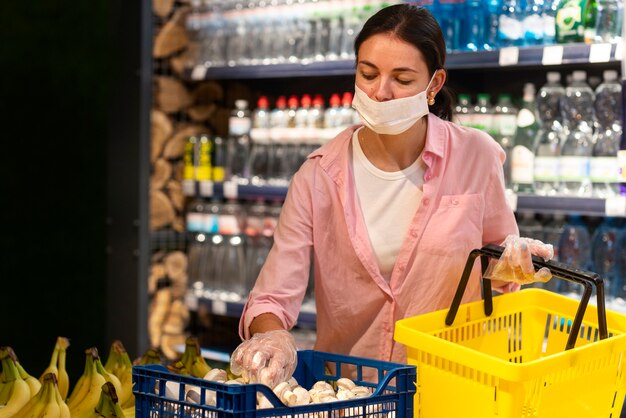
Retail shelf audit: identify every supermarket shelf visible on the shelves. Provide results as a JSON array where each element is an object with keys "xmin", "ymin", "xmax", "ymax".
[
  {"xmin": 185, "ymin": 291, "xmax": 317, "ymax": 328},
  {"xmin": 513, "ymin": 194, "xmax": 626, "ymax": 217},
  {"xmin": 185, "ymin": 42, "xmax": 621, "ymax": 80},
  {"xmin": 185, "ymin": 180, "xmax": 289, "ymax": 201}
]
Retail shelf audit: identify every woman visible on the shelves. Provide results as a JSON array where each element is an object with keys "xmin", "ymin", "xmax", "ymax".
[{"xmin": 230, "ymin": 4, "xmax": 552, "ymax": 387}]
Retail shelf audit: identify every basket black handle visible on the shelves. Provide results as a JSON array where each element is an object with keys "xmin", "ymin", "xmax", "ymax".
[{"xmin": 445, "ymin": 243, "xmax": 608, "ymax": 350}]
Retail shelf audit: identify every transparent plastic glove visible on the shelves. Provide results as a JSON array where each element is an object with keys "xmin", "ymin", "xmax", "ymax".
[
  {"xmin": 230, "ymin": 330, "xmax": 297, "ymax": 388},
  {"xmin": 485, "ymin": 235, "xmax": 554, "ymax": 285}
]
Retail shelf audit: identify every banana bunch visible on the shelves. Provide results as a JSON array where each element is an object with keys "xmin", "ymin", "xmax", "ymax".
[
  {"xmin": 178, "ymin": 336, "xmax": 211, "ymax": 378},
  {"xmin": 76, "ymin": 382, "xmax": 128, "ymax": 418},
  {"xmin": 66, "ymin": 347, "xmax": 123, "ymax": 417},
  {"xmin": 13, "ymin": 373, "xmax": 70, "ymax": 418},
  {"xmin": 103, "ymin": 340, "xmax": 134, "ymax": 409},
  {"xmin": 39, "ymin": 337, "xmax": 70, "ymax": 401},
  {"xmin": 132, "ymin": 347, "xmax": 162, "ymax": 366},
  {"xmin": 0, "ymin": 347, "xmax": 34, "ymax": 417}
]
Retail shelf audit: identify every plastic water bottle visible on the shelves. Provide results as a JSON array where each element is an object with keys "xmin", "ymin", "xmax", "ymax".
[
  {"xmin": 464, "ymin": 0, "xmax": 487, "ymax": 51},
  {"xmin": 214, "ymin": 199, "xmax": 247, "ymax": 300},
  {"xmin": 542, "ymin": 214, "xmax": 566, "ymax": 292},
  {"xmin": 594, "ymin": 0, "xmax": 622, "ymax": 42},
  {"xmin": 228, "ymin": 99, "xmax": 252, "ymax": 180},
  {"xmin": 470, "ymin": 93, "xmax": 494, "ymax": 134},
  {"xmin": 498, "ymin": 0, "xmax": 524, "ymax": 46},
  {"xmin": 534, "ymin": 72, "xmax": 565, "ymax": 196},
  {"xmin": 438, "ymin": 0, "xmax": 465, "ymax": 51},
  {"xmin": 454, "ymin": 94, "xmax": 473, "ymax": 126},
  {"xmin": 591, "ymin": 70, "xmax": 622, "ymax": 197},
  {"xmin": 591, "ymin": 217, "xmax": 620, "ymax": 297},
  {"xmin": 614, "ymin": 226, "xmax": 626, "ymax": 301},
  {"xmin": 557, "ymin": 215, "xmax": 591, "ymax": 296},
  {"xmin": 485, "ymin": 0, "xmax": 502, "ymax": 49},
  {"xmin": 559, "ymin": 71, "xmax": 595, "ymax": 196},
  {"xmin": 523, "ymin": 0, "xmax": 546, "ymax": 45},
  {"xmin": 512, "ymin": 83, "xmax": 539, "ymax": 193},
  {"xmin": 543, "ymin": 0, "xmax": 560, "ymax": 43},
  {"xmin": 249, "ymin": 96, "xmax": 271, "ymax": 182},
  {"xmin": 493, "ymin": 94, "xmax": 518, "ymax": 188}
]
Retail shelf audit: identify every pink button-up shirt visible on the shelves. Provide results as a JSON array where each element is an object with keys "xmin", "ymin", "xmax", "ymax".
[{"xmin": 239, "ymin": 113, "xmax": 519, "ymax": 364}]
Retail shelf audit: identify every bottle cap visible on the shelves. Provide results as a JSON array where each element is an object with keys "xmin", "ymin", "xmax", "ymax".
[
  {"xmin": 235, "ymin": 99, "xmax": 248, "ymax": 109},
  {"xmin": 288, "ymin": 95, "xmax": 299, "ymax": 108},
  {"xmin": 603, "ymin": 70, "xmax": 618, "ymax": 81},
  {"xmin": 572, "ymin": 71, "xmax": 587, "ymax": 81},
  {"xmin": 300, "ymin": 94, "xmax": 312, "ymax": 107},
  {"xmin": 257, "ymin": 96, "xmax": 269, "ymax": 108},
  {"xmin": 546, "ymin": 72, "xmax": 561, "ymax": 83},
  {"xmin": 329, "ymin": 93, "xmax": 341, "ymax": 106},
  {"xmin": 275, "ymin": 96, "xmax": 287, "ymax": 108},
  {"xmin": 341, "ymin": 92, "xmax": 353, "ymax": 105},
  {"xmin": 313, "ymin": 94, "xmax": 325, "ymax": 106}
]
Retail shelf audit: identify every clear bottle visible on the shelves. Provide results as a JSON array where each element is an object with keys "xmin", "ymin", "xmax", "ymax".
[
  {"xmin": 559, "ymin": 71, "xmax": 595, "ymax": 196},
  {"xmin": 269, "ymin": 95, "xmax": 289, "ymax": 183},
  {"xmin": 464, "ymin": 0, "xmax": 487, "ymax": 51},
  {"xmin": 511, "ymin": 83, "xmax": 539, "ymax": 193},
  {"xmin": 214, "ymin": 199, "xmax": 247, "ymax": 301},
  {"xmin": 243, "ymin": 200, "xmax": 269, "ymax": 294},
  {"xmin": 592, "ymin": 72, "xmax": 621, "ymax": 197},
  {"xmin": 471, "ymin": 93, "xmax": 494, "ymax": 134},
  {"xmin": 485, "ymin": 0, "xmax": 502, "ymax": 49},
  {"xmin": 542, "ymin": 213, "xmax": 567, "ymax": 292},
  {"xmin": 323, "ymin": 93, "xmax": 342, "ymax": 129},
  {"xmin": 454, "ymin": 94, "xmax": 474, "ymax": 126},
  {"xmin": 228, "ymin": 99, "xmax": 252, "ymax": 180},
  {"xmin": 438, "ymin": 0, "xmax": 465, "ymax": 51},
  {"xmin": 498, "ymin": 0, "xmax": 524, "ymax": 46},
  {"xmin": 542, "ymin": 0, "xmax": 559, "ymax": 44},
  {"xmin": 590, "ymin": 217, "xmax": 620, "ymax": 298},
  {"xmin": 493, "ymin": 94, "xmax": 518, "ymax": 188},
  {"xmin": 534, "ymin": 72, "xmax": 565, "ymax": 196},
  {"xmin": 557, "ymin": 215, "xmax": 591, "ymax": 296},
  {"xmin": 249, "ymin": 96, "xmax": 272, "ymax": 183},
  {"xmin": 339, "ymin": 92, "xmax": 356, "ymax": 128},
  {"xmin": 594, "ymin": 0, "xmax": 623, "ymax": 42},
  {"xmin": 523, "ymin": 0, "xmax": 546, "ymax": 45}
]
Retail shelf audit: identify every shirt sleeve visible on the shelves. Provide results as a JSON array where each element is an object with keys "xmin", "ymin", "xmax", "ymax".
[{"xmin": 238, "ymin": 164, "xmax": 315, "ymax": 340}]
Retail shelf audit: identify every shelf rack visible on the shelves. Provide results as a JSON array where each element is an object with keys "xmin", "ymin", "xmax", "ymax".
[{"xmin": 185, "ymin": 42, "xmax": 621, "ymax": 80}]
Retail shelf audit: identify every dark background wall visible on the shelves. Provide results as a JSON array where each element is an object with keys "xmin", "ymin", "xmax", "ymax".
[{"xmin": 0, "ymin": 1, "xmax": 148, "ymax": 381}]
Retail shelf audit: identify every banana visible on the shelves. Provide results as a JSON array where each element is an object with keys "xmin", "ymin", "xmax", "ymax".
[
  {"xmin": 132, "ymin": 348, "xmax": 162, "ymax": 366},
  {"xmin": 180, "ymin": 337, "xmax": 211, "ymax": 378},
  {"xmin": 103, "ymin": 340, "xmax": 134, "ymax": 409},
  {"xmin": 39, "ymin": 337, "xmax": 70, "ymax": 402},
  {"xmin": 0, "ymin": 347, "xmax": 32, "ymax": 417},
  {"xmin": 67, "ymin": 348, "xmax": 108, "ymax": 417},
  {"xmin": 122, "ymin": 405, "xmax": 135, "ymax": 418},
  {"xmin": 76, "ymin": 382, "xmax": 127, "ymax": 418},
  {"xmin": 53, "ymin": 381, "xmax": 70, "ymax": 418},
  {"xmin": 16, "ymin": 361, "xmax": 42, "ymax": 399},
  {"xmin": 38, "ymin": 382, "xmax": 61, "ymax": 418},
  {"xmin": 95, "ymin": 356, "xmax": 123, "ymax": 403},
  {"xmin": 16, "ymin": 373, "xmax": 61, "ymax": 418},
  {"xmin": 56, "ymin": 337, "xmax": 70, "ymax": 401}
]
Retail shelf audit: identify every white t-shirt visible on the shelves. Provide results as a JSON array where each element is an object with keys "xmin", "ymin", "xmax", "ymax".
[{"xmin": 351, "ymin": 128, "xmax": 426, "ymax": 281}]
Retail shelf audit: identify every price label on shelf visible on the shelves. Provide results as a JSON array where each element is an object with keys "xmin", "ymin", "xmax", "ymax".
[
  {"xmin": 589, "ymin": 43, "xmax": 612, "ymax": 63},
  {"xmin": 212, "ymin": 300, "xmax": 227, "ymax": 316},
  {"xmin": 191, "ymin": 65, "xmax": 208, "ymax": 80},
  {"xmin": 499, "ymin": 47, "xmax": 519, "ymax": 66},
  {"xmin": 223, "ymin": 180, "xmax": 238, "ymax": 199},
  {"xmin": 542, "ymin": 45, "xmax": 564, "ymax": 66},
  {"xmin": 185, "ymin": 292, "xmax": 199, "ymax": 311},
  {"xmin": 605, "ymin": 196, "xmax": 626, "ymax": 216}
]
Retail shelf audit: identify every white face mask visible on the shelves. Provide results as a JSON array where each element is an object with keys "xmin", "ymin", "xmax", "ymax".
[{"xmin": 352, "ymin": 72, "xmax": 437, "ymax": 135}]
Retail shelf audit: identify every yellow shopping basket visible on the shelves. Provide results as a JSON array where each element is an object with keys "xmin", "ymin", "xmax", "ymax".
[{"xmin": 395, "ymin": 244, "xmax": 626, "ymax": 418}]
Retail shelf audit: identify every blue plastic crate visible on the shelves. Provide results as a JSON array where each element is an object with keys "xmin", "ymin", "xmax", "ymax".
[{"xmin": 133, "ymin": 349, "xmax": 416, "ymax": 418}]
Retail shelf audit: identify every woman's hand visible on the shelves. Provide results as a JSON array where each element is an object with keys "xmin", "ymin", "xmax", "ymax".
[
  {"xmin": 486, "ymin": 235, "xmax": 554, "ymax": 286},
  {"xmin": 230, "ymin": 329, "xmax": 297, "ymax": 388}
]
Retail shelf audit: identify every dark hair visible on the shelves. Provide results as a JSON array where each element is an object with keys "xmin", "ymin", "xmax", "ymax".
[{"xmin": 354, "ymin": 4, "xmax": 454, "ymax": 121}]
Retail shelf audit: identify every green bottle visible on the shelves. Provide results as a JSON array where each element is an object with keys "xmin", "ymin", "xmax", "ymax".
[{"xmin": 511, "ymin": 84, "xmax": 539, "ymax": 194}]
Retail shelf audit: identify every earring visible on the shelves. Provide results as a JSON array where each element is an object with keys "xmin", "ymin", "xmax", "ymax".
[{"xmin": 428, "ymin": 92, "xmax": 436, "ymax": 106}]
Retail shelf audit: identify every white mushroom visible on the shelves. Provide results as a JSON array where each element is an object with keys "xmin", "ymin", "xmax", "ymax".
[
  {"xmin": 312, "ymin": 381, "xmax": 334, "ymax": 392},
  {"xmin": 290, "ymin": 386, "xmax": 311, "ymax": 406},
  {"xmin": 287, "ymin": 376, "xmax": 299, "ymax": 388},
  {"xmin": 203, "ymin": 368, "xmax": 228, "ymax": 382},
  {"xmin": 336, "ymin": 378, "xmax": 356, "ymax": 391},
  {"xmin": 224, "ymin": 379, "xmax": 243, "ymax": 385},
  {"xmin": 336, "ymin": 389, "xmax": 356, "ymax": 401},
  {"xmin": 272, "ymin": 381, "xmax": 292, "ymax": 399},
  {"xmin": 282, "ymin": 390, "xmax": 297, "ymax": 406},
  {"xmin": 309, "ymin": 388, "xmax": 335, "ymax": 403},
  {"xmin": 186, "ymin": 387, "xmax": 216, "ymax": 406},
  {"xmin": 351, "ymin": 385, "xmax": 372, "ymax": 397},
  {"xmin": 257, "ymin": 393, "xmax": 274, "ymax": 409}
]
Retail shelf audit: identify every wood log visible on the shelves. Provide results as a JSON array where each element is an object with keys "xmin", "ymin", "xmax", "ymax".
[
  {"xmin": 164, "ymin": 250, "xmax": 188, "ymax": 280},
  {"xmin": 169, "ymin": 54, "xmax": 186, "ymax": 76},
  {"xmin": 187, "ymin": 104, "xmax": 217, "ymax": 122},
  {"xmin": 193, "ymin": 81, "xmax": 224, "ymax": 104},
  {"xmin": 153, "ymin": 0, "xmax": 175, "ymax": 18},
  {"xmin": 148, "ymin": 262, "xmax": 167, "ymax": 295},
  {"xmin": 172, "ymin": 216, "xmax": 185, "ymax": 233},
  {"xmin": 162, "ymin": 123, "xmax": 204, "ymax": 159},
  {"xmin": 148, "ymin": 287, "xmax": 172, "ymax": 348},
  {"xmin": 151, "ymin": 109, "xmax": 173, "ymax": 162},
  {"xmin": 153, "ymin": 18, "xmax": 188, "ymax": 58},
  {"xmin": 172, "ymin": 160, "xmax": 185, "ymax": 182},
  {"xmin": 166, "ymin": 180, "xmax": 185, "ymax": 211},
  {"xmin": 151, "ymin": 158, "xmax": 173, "ymax": 190},
  {"xmin": 150, "ymin": 189, "xmax": 176, "ymax": 230},
  {"xmin": 155, "ymin": 76, "xmax": 193, "ymax": 113}
]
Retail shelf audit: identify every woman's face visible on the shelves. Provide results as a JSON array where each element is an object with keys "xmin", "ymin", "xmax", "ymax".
[{"xmin": 356, "ymin": 33, "xmax": 432, "ymax": 102}]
